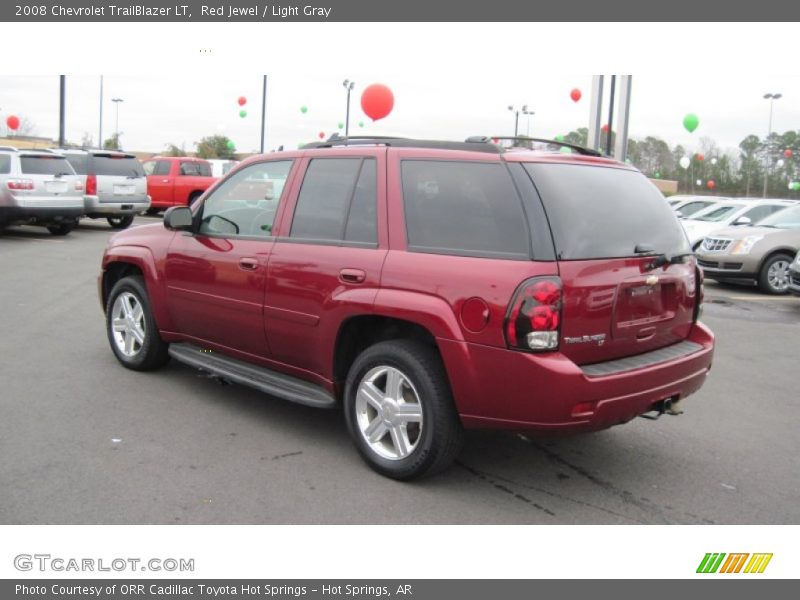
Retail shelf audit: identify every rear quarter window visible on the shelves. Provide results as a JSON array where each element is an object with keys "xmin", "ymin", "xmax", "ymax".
[
  {"xmin": 401, "ymin": 160, "xmax": 530, "ymax": 259},
  {"xmin": 0, "ymin": 154, "xmax": 10, "ymax": 174},
  {"xmin": 524, "ymin": 163, "xmax": 690, "ymax": 260}
]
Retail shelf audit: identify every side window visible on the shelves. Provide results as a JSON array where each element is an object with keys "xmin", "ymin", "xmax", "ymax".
[
  {"xmin": 0, "ymin": 155, "xmax": 10, "ymax": 174},
  {"xmin": 401, "ymin": 160, "xmax": 529, "ymax": 258},
  {"xmin": 180, "ymin": 162, "xmax": 197, "ymax": 176},
  {"xmin": 141, "ymin": 161, "xmax": 156, "ymax": 176},
  {"xmin": 198, "ymin": 160, "xmax": 293, "ymax": 237},
  {"xmin": 290, "ymin": 158, "xmax": 377, "ymax": 244},
  {"xmin": 153, "ymin": 161, "xmax": 171, "ymax": 176}
]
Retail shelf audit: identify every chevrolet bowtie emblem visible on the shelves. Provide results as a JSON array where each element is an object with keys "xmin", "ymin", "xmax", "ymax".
[{"xmin": 645, "ymin": 275, "xmax": 659, "ymax": 286}]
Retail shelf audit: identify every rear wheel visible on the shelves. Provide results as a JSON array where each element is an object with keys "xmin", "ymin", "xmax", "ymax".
[
  {"xmin": 107, "ymin": 215, "xmax": 135, "ymax": 229},
  {"xmin": 758, "ymin": 253, "xmax": 792, "ymax": 295},
  {"xmin": 344, "ymin": 340, "xmax": 464, "ymax": 480},
  {"xmin": 106, "ymin": 276, "xmax": 170, "ymax": 371},
  {"xmin": 46, "ymin": 222, "xmax": 75, "ymax": 236}
]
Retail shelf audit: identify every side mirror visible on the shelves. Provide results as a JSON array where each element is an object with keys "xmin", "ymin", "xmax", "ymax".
[
  {"xmin": 164, "ymin": 206, "xmax": 193, "ymax": 231},
  {"xmin": 733, "ymin": 216, "xmax": 752, "ymax": 226}
]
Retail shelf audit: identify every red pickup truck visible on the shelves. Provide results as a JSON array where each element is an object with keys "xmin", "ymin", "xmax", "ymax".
[{"xmin": 141, "ymin": 157, "xmax": 217, "ymax": 212}]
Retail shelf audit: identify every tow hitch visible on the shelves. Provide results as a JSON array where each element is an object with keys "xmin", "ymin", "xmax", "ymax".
[{"xmin": 639, "ymin": 396, "xmax": 683, "ymax": 420}]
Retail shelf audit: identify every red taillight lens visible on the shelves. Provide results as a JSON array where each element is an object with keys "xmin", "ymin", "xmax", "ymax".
[
  {"xmin": 7, "ymin": 178, "xmax": 34, "ymax": 190},
  {"xmin": 85, "ymin": 174, "xmax": 97, "ymax": 195},
  {"xmin": 505, "ymin": 276, "xmax": 562, "ymax": 352}
]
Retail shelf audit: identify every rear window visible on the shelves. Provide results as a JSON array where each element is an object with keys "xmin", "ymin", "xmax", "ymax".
[
  {"xmin": 401, "ymin": 160, "xmax": 529, "ymax": 259},
  {"xmin": 180, "ymin": 161, "xmax": 212, "ymax": 177},
  {"xmin": 64, "ymin": 154, "xmax": 88, "ymax": 175},
  {"xmin": 19, "ymin": 156, "xmax": 75, "ymax": 176},
  {"xmin": 0, "ymin": 154, "xmax": 10, "ymax": 174},
  {"xmin": 757, "ymin": 205, "xmax": 800, "ymax": 229},
  {"xmin": 524, "ymin": 164, "xmax": 690, "ymax": 260},
  {"xmin": 91, "ymin": 155, "xmax": 144, "ymax": 177}
]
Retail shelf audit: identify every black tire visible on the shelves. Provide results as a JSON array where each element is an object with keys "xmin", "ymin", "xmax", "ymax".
[
  {"xmin": 145, "ymin": 208, "xmax": 160, "ymax": 216},
  {"xmin": 107, "ymin": 215, "xmax": 135, "ymax": 229},
  {"xmin": 106, "ymin": 275, "xmax": 170, "ymax": 371},
  {"xmin": 344, "ymin": 340, "xmax": 464, "ymax": 480},
  {"xmin": 757, "ymin": 253, "xmax": 793, "ymax": 295},
  {"xmin": 47, "ymin": 222, "xmax": 75, "ymax": 236}
]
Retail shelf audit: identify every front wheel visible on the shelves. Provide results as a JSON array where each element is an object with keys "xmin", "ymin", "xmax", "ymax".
[
  {"xmin": 107, "ymin": 215, "xmax": 135, "ymax": 229},
  {"xmin": 344, "ymin": 340, "xmax": 464, "ymax": 480},
  {"xmin": 106, "ymin": 276, "xmax": 170, "ymax": 371},
  {"xmin": 758, "ymin": 253, "xmax": 793, "ymax": 295}
]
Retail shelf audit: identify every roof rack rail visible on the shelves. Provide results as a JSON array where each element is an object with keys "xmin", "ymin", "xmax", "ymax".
[
  {"xmin": 0, "ymin": 146, "xmax": 19, "ymax": 152},
  {"xmin": 466, "ymin": 136, "xmax": 603, "ymax": 157},
  {"xmin": 301, "ymin": 133, "xmax": 502, "ymax": 154}
]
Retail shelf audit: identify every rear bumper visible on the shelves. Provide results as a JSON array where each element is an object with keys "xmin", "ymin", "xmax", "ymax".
[
  {"xmin": 439, "ymin": 321, "xmax": 714, "ymax": 432},
  {"xmin": 84, "ymin": 195, "xmax": 151, "ymax": 215},
  {"xmin": 0, "ymin": 205, "xmax": 82, "ymax": 225}
]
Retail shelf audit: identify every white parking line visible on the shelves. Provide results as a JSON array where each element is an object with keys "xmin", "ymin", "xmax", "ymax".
[{"xmin": 727, "ymin": 295, "xmax": 799, "ymax": 301}]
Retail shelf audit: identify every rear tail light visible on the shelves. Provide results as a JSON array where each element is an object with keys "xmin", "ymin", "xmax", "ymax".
[
  {"xmin": 505, "ymin": 276, "xmax": 562, "ymax": 352},
  {"xmin": 6, "ymin": 178, "xmax": 34, "ymax": 191},
  {"xmin": 85, "ymin": 174, "xmax": 97, "ymax": 195}
]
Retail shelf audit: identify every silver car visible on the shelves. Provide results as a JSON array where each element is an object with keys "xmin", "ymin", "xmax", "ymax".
[
  {"xmin": 60, "ymin": 149, "xmax": 150, "ymax": 229},
  {"xmin": 0, "ymin": 147, "xmax": 84, "ymax": 235}
]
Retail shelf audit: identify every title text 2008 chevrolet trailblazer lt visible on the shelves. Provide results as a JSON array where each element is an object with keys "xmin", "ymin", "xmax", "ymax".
[{"xmin": 99, "ymin": 136, "xmax": 714, "ymax": 479}]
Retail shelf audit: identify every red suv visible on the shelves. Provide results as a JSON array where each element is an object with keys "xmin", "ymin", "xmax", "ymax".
[{"xmin": 99, "ymin": 136, "xmax": 714, "ymax": 479}]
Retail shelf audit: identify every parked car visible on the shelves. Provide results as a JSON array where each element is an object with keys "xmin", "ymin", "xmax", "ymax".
[
  {"xmin": 99, "ymin": 136, "xmax": 714, "ymax": 479},
  {"xmin": 680, "ymin": 198, "xmax": 796, "ymax": 250},
  {"xmin": 696, "ymin": 204, "xmax": 800, "ymax": 294},
  {"xmin": 141, "ymin": 157, "xmax": 216, "ymax": 212},
  {"xmin": 60, "ymin": 149, "xmax": 150, "ymax": 229},
  {"xmin": 206, "ymin": 159, "xmax": 239, "ymax": 178},
  {"xmin": 0, "ymin": 147, "xmax": 84, "ymax": 235},
  {"xmin": 668, "ymin": 195, "xmax": 727, "ymax": 219},
  {"xmin": 788, "ymin": 250, "xmax": 800, "ymax": 296}
]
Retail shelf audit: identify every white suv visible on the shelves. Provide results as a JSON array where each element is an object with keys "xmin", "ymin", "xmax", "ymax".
[{"xmin": 0, "ymin": 147, "xmax": 84, "ymax": 235}]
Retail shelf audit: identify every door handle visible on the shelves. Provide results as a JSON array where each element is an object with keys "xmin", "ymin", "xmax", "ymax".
[
  {"xmin": 239, "ymin": 258, "xmax": 259, "ymax": 271},
  {"xmin": 162, "ymin": 179, "xmax": 170, "ymax": 183},
  {"xmin": 339, "ymin": 268, "xmax": 366, "ymax": 284}
]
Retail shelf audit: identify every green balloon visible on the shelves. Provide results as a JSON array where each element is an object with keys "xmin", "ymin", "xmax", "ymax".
[
  {"xmin": 300, "ymin": 106, "xmax": 308, "ymax": 114},
  {"xmin": 683, "ymin": 113, "xmax": 699, "ymax": 133},
  {"xmin": 655, "ymin": 172, "xmax": 661, "ymax": 178},
  {"xmin": 239, "ymin": 109, "xmax": 247, "ymax": 118},
  {"xmin": 358, "ymin": 121, "xmax": 364, "ymax": 128},
  {"xmin": 226, "ymin": 140, "xmax": 235, "ymax": 151},
  {"xmin": 794, "ymin": 182, "xmax": 800, "ymax": 191},
  {"xmin": 554, "ymin": 134, "xmax": 565, "ymax": 142},
  {"xmin": 338, "ymin": 122, "xmax": 344, "ymax": 129},
  {"xmin": 559, "ymin": 147, "xmax": 572, "ymax": 154}
]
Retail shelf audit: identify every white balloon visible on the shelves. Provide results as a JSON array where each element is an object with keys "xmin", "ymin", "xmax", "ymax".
[
  {"xmin": 710, "ymin": 157, "xmax": 718, "ymax": 165},
  {"xmin": 696, "ymin": 179, "xmax": 702, "ymax": 186},
  {"xmin": 789, "ymin": 182, "xmax": 795, "ymax": 190},
  {"xmin": 777, "ymin": 159, "xmax": 785, "ymax": 168},
  {"xmin": 679, "ymin": 156, "xmax": 690, "ymax": 169}
]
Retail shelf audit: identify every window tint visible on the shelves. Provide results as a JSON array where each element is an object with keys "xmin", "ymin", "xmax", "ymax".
[
  {"xmin": 744, "ymin": 204, "xmax": 783, "ymax": 224},
  {"xmin": 199, "ymin": 160, "xmax": 293, "ymax": 237},
  {"xmin": 0, "ymin": 154, "xmax": 10, "ymax": 174},
  {"xmin": 290, "ymin": 158, "xmax": 363, "ymax": 241},
  {"xmin": 91, "ymin": 155, "xmax": 144, "ymax": 177},
  {"xmin": 678, "ymin": 201, "xmax": 713, "ymax": 217},
  {"xmin": 20, "ymin": 156, "xmax": 74, "ymax": 175},
  {"xmin": 758, "ymin": 205, "xmax": 800, "ymax": 228},
  {"xmin": 153, "ymin": 161, "xmax": 171, "ymax": 176},
  {"xmin": 524, "ymin": 164, "xmax": 690, "ymax": 260},
  {"xmin": 402, "ymin": 160, "xmax": 529, "ymax": 258},
  {"xmin": 64, "ymin": 154, "xmax": 88, "ymax": 175},
  {"xmin": 694, "ymin": 205, "xmax": 737, "ymax": 222},
  {"xmin": 180, "ymin": 161, "xmax": 211, "ymax": 176},
  {"xmin": 345, "ymin": 160, "xmax": 378, "ymax": 243}
]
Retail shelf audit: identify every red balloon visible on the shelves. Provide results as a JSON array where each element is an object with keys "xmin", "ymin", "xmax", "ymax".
[
  {"xmin": 318, "ymin": 132, "xmax": 325, "ymax": 140},
  {"xmin": 784, "ymin": 149, "xmax": 793, "ymax": 158},
  {"xmin": 707, "ymin": 180, "xmax": 716, "ymax": 190},
  {"xmin": 237, "ymin": 96, "xmax": 247, "ymax": 106},
  {"xmin": 6, "ymin": 115, "xmax": 20, "ymax": 131},
  {"xmin": 601, "ymin": 124, "xmax": 610, "ymax": 133},
  {"xmin": 570, "ymin": 88, "xmax": 582, "ymax": 103},
  {"xmin": 696, "ymin": 153, "xmax": 705, "ymax": 162},
  {"xmin": 360, "ymin": 83, "xmax": 394, "ymax": 121}
]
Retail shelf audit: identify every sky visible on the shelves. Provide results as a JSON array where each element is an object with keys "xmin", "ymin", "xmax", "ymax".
[{"xmin": 1, "ymin": 23, "xmax": 799, "ymax": 156}]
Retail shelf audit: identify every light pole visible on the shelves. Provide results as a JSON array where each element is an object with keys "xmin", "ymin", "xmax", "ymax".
[
  {"xmin": 763, "ymin": 92, "xmax": 782, "ymax": 198},
  {"xmin": 508, "ymin": 105, "xmax": 519, "ymax": 137},
  {"xmin": 522, "ymin": 105, "xmax": 534, "ymax": 136},
  {"xmin": 343, "ymin": 79, "xmax": 355, "ymax": 137},
  {"xmin": 111, "ymin": 97, "xmax": 123, "ymax": 149}
]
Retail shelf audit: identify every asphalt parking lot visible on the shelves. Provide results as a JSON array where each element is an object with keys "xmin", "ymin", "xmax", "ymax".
[{"xmin": 1, "ymin": 216, "xmax": 798, "ymax": 525}]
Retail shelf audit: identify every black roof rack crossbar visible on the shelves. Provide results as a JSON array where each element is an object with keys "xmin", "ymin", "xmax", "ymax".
[
  {"xmin": 301, "ymin": 134, "xmax": 501, "ymax": 154},
  {"xmin": 466, "ymin": 136, "xmax": 603, "ymax": 157}
]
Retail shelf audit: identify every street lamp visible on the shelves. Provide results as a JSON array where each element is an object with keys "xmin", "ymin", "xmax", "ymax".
[
  {"xmin": 342, "ymin": 79, "xmax": 355, "ymax": 137},
  {"xmin": 111, "ymin": 97, "xmax": 124, "ymax": 149},
  {"xmin": 522, "ymin": 105, "xmax": 535, "ymax": 136},
  {"xmin": 508, "ymin": 105, "xmax": 533, "ymax": 137},
  {"xmin": 763, "ymin": 92, "xmax": 782, "ymax": 198}
]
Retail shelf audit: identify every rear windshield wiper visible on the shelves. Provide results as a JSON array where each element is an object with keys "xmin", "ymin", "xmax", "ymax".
[{"xmin": 644, "ymin": 252, "xmax": 695, "ymax": 271}]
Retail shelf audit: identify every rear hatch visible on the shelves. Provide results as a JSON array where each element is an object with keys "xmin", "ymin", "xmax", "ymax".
[
  {"xmin": 18, "ymin": 154, "xmax": 83, "ymax": 205},
  {"xmin": 522, "ymin": 161, "xmax": 698, "ymax": 365},
  {"xmin": 89, "ymin": 153, "xmax": 147, "ymax": 201}
]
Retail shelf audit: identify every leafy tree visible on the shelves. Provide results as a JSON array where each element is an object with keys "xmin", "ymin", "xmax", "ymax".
[
  {"xmin": 103, "ymin": 133, "xmax": 121, "ymax": 150},
  {"xmin": 564, "ymin": 127, "xmax": 588, "ymax": 147},
  {"xmin": 738, "ymin": 135, "xmax": 762, "ymax": 196},
  {"xmin": 194, "ymin": 135, "xmax": 235, "ymax": 159},
  {"xmin": 80, "ymin": 132, "xmax": 94, "ymax": 149},
  {"xmin": 164, "ymin": 143, "xmax": 186, "ymax": 157}
]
